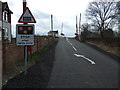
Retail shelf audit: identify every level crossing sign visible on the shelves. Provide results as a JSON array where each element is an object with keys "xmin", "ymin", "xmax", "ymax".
[
  {"xmin": 16, "ymin": 24, "xmax": 35, "ymax": 46},
  {"xmin": 18, "ymin": 7, "xmax": 36, "ymax": 23}
]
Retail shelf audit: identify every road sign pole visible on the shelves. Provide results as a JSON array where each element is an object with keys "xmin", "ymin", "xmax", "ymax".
[
  {"xmin": 17, "ymin": 0, "xmax": 36, "ymax": 75},
  {"xmin": 23, "ymin": 0, "xmax": 28, "ymax": 75},
  {"xmin": 24, "ymin": 46, "xmax": 28, "ymax": 75}
]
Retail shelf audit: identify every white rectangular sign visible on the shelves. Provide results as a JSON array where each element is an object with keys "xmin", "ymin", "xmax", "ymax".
[{"xmin": 16, "ymin": 24, "xmax": 35, "ymax": 46}]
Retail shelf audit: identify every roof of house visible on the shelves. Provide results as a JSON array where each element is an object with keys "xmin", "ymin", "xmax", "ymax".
[{"xmin": 2, "ymin": 2, "xmax": 13, "ymax": 14}]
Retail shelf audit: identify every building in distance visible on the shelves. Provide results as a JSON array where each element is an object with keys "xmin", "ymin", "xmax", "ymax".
[{"xmin": 48, "ymin": 30, "xmax": 59, "ymax": 37}]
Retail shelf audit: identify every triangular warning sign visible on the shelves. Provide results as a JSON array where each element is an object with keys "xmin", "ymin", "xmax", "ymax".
[{"xmin": 18, "ymin": 7, "xmax": 36, "ymax": 23}]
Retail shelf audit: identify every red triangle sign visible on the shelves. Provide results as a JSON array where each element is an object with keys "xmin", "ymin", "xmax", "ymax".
[{"xmin": 18, "ymin": 7, "xmax": 36, "ymax": 23}]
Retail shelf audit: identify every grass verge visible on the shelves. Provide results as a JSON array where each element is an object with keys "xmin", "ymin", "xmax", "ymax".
[
  {"xmin": 86, "ymin": 41, "xmax": 120, "ymax": 57},
  {"xmin": 2, "ymin": 39, "xmax": 58, "ymax": 86}
]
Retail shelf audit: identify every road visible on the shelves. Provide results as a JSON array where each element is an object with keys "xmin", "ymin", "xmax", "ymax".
[
  {"xmin": 47, "ymin": 37, "xmax": 118, "ymax": 88},
  {"xmin": 0, "ymin": 41, "xmax": 2, "ymax": 89}
]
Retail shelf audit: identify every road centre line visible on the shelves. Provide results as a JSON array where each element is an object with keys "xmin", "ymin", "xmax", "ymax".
[
  {"xmin": 66, "ymin": 37, "xmax": 68, "ymax": 41},
  {"xmin": 72, "ymin": 46, "xmax": 77, "ymax": 51},
  {"xmin": 74, "ymin": 54, "xmax": 95, "ymax": 65},
  {"xmin": 66, "ymin": 38, "xmax": 77, "ymax": 52},
  {"xmin": 66, "ymin": 38, "xmax": 95, "ymax": 64}
]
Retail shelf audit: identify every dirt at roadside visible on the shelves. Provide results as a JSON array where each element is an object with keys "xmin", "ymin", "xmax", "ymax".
[
  {"xmin": 2, "ymin": 41, "xmax": 58, "ymax": 88},
  {"xmin": 86, "ymin": 41, "xmax": 120, "ymax": 57}
]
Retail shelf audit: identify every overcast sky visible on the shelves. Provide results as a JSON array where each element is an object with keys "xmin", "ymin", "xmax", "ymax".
[{"xmin": 1, "ymin": 0, "xmax": 94, "ymax": 37}]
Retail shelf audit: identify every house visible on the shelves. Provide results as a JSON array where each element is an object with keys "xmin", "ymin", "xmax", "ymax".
[
  {"xmin": 48, "ymin": 30, "xmax": 58, "ymax": 37},
  {"xmin": 0, "ymin": 1, "xmax": 13, "ymax": 42}
]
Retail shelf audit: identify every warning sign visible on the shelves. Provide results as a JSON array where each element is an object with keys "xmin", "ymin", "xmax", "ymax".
[
  {"xmin": 16, "ymin": 24, "xmax": 35, "ymax": 46},
  {"xmin": 18, "ymin": 7, "xmax": 36, "ymax": 23}
]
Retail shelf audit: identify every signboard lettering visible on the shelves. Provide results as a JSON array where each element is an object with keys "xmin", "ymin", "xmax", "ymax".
[{"xmin": 16, "ymin": 24, "xmax": 34, "ymax": 46}]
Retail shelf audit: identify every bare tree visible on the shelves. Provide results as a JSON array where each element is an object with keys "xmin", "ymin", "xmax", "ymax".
[
  {"xmin": 81, "ymin": 23, "xmax": 90, "ymax": 31},
  {"xmin": 86, "ymin": 1, "xmax": 119, "ymax": 37},
  {"xmin": 116, "ymin": 1, "xmax": 120, "ymax": 37}
]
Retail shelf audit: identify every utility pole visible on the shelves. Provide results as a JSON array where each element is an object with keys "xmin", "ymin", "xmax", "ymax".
[
  {"xmin": 23, "ymin": 0, "xmax": 27, "ymax": 13},
  {"xmin": 79, "ymin": 13, "xmax": 81, "ymax": 40}
]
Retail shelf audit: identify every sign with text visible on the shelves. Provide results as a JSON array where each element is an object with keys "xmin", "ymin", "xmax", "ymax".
[
  {"xmin": 16, "ymin": 24, "xmax": 35, "ymax": 46},
  {"xmin": 18, "ymin": 7, "xmax": 36, "ymax": 23}
]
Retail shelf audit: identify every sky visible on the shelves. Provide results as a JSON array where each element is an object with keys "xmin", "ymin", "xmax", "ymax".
[{"xmin": 1, "ymin": 0, "xmax": 94, "ymax": 37}]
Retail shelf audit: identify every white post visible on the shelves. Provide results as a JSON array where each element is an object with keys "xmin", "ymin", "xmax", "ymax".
[
  {"xmin": 51, "ymin": 14, "xmax": 53, "ymax": 31},
  {"xmin": 79, "ymin": 13, "xmax": 81, "ymax": 40},
  {"xmin": 76, "ymin": 15, "xmax": 78, "ymax": 34},
  {"xmin": 61, "ymin": 23, "xmax": 63, "ymax": 36}
]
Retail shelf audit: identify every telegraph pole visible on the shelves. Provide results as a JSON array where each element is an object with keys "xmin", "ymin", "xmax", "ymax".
[{"xmin": 23, "ymin": 0, "xmax": 27, "ymax": 12}]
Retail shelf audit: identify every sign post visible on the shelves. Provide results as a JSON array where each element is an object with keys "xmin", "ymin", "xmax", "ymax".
[{"xmin": 17, "ymin": 0, "xmax": 36, "ymax": 75}]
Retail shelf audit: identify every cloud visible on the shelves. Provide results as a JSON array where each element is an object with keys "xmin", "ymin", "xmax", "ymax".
[
  {"xmin": 33, "ymin": 10, "xmax": 50, "ymax": 20},
  {"xmin": 33, "ymin": 10, "xmax": 51, "ymax": 35},
  {"xmin": 8, "ymin": 1, "xmax": 14, "ymax": 7},
  {"xmin": 1, "ymin": 0, "xmax": 93, "ymax": 37}
]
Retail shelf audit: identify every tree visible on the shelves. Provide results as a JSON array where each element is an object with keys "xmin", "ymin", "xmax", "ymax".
[
  {"xmin": 81, "ymin": 23, "xmax": 90, "ymax": 31},
  {"xmin": 86, "ymin": 1, "xmax": 119, "ymax": 38},
  {"xmin": 116, "ymin": 1, "xmax": 120, "ymax": 37},
  {"xmin": 80, "ymin": 23, "xmax": 91, "ymax": 40}
]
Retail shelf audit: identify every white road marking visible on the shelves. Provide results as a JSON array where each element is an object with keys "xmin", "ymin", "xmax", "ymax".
[
  {"xmin": 74, "ymin": 54, "xmax": 95, "ymax": 65},
  {"xmin": 70, "ymin": 43, "xmax": 72, "ymax": 46},
  {"xmin": 72, "ymin": 46, "xmax": 77, "ymax": 51},
  {"xmin": 66, "ymin": 37, "xmax": 68, "ymax": 41},
  {"xmin": 66, "ymin": 38, "xmax": 77, "ymax": 52}
]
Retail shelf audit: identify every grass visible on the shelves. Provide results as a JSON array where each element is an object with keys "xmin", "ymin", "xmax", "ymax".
[
  {"xmin": 2, "ymin": 39, "xmax": 58, "ymax": 86},
  {"xmin": 112, "ymin": 47, "xmax": 120, "ymax": 51},
  {"xmin": 28, "ymin": 39, "xmax": 58, "ymax": 66}
]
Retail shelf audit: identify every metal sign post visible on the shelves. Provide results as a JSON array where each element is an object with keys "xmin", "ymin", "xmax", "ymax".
[
  {"xmin": 16, "ymin": 0, "xmax": 36, "ymax": 75},
  {"xmin": 23, "ymin": 0, "xmax": 27, "ymax": 76},
  {"xmin": 24, "ymin": 45, "xmax": 27, "ymax": 75}
]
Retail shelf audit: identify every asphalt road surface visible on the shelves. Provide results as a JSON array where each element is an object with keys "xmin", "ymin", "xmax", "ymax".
[
  {"xmin": 0, "ymin": 41, "xmax": 2, "ymax": 89},
  {"xmin": 47, "ymin": 37, "xmax": 118, "ymax": 88}
]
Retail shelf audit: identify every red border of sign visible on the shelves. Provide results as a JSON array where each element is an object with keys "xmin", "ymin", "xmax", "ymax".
[{"xmin": 18, "ymin": 7, "xmax": 36, "ymax": 23}]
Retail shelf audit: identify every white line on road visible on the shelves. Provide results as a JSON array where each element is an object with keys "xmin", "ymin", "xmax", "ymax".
[
  {"xmin": 74, "ymin": 54, "xmax": 95, "ymax": 65},
  {"xmin": 66, "ymin": 37, "xmax": 68, "ymax": 41},
  {"xmin": 72, "ymin": 46, "xmax": 77, "ymax": 51},
  {"xmin": 66, "ymin": 38, "xmax": 77, "ymax": 52}
]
